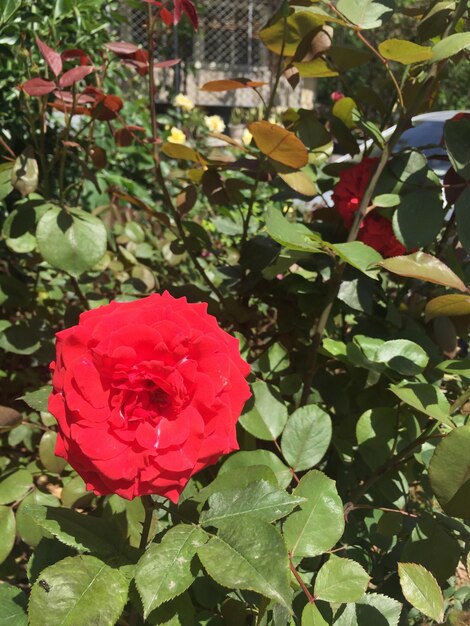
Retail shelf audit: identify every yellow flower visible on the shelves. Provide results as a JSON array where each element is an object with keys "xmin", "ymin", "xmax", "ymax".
[
  {"xmin": 204, "ymin": 115, "xmax": 226, "ymax": 134},
  {"xmin": 168, "ymin": 127, "xmax": 186, "ymax": 144},
  {"xmin": 242, "ymin": 128, "xmax": 252, "ymax": 146},
  {"xmin": 173, "ymin": 93, "xmax": 195, "ymax": 111}
]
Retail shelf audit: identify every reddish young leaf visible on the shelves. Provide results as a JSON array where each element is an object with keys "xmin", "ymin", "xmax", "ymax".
[
  {"xmin": 61, "ymin": 48, "xmax": 92, "ymax": 66},
  {"xmin": 54, "ymin": 91, "xmax": 95, "ymax": 104},
  {"xmin": 105, "ymin": 41, "xmax": 139, "ymax": 56},
  {"xmin": 154, "ymin": 58, "xmax": 181, "ymax": 68},
  {"xmin": 181, "ymin": 0, "xmax": 198, "ymax": 30},
  {"xmin": 91, "ymin": 93, "xmax": 123, "ymax": 121},
  {"xmin": 59, "ymin": 66, "xmax": 94, "ymax": 88},
  {"xmin": 36, "ymin": 36, "xmax": 62, "ymax": 76},
  {"xmin": 49, "ymin": 100, "xmax": 90, "ymax": 116},
  {"xmin": 90, "ymin": 146, "xmax": 107, "ymax": 169},
  {"xmin": 159, "ymin": 6, "xmax": 174, "ymax": 27},
  {"xmin": 123, "ymin": 49, "xmax": 149, "ymax": 76},
  {"xmin": 21, "ymin": 77, "xmax": 56, "ymax": 97}
]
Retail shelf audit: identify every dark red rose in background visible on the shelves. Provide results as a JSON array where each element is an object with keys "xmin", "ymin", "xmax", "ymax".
[
  {"xmin": 48, "ymin": 292, "xmax": 251, "ymax": 502},
  {"xmin": 332, "ymin": 157, "xmax": 407, "ymax": 258}
]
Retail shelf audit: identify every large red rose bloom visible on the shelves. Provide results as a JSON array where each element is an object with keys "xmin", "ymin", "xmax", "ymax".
[
  {"xmin": 48, "ymin": 292, "xmax": 251, "ymax": 502},
  {"xmin": 332, "ymin": 157, "xmax": 407, "ymax": 258}
]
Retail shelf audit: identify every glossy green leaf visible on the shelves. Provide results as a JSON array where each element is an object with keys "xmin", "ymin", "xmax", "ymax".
[
  {"xmin": 336, "ymin": 0, "xmax": 393, "ymax": 29},
  {"xmin": 200, "ymin": 480, "xmax": 303, "ymax": 526},
  {"xmin": 329, "ymin": 241, "xmax": 383, "ymax": 279},
  {"xmin": 0, "ymin": 583, "xmax": 28, "ymax": 626},
  {"xmin": 444, "ymin": 118, "xmax": 470, "ymax": 180},
  {"xmin": 301, "ymin": 603, "xmax": 329, "ymax": 626},
  {"xmin": 392, "ymin": 190, "xmax": 444, "ymax": 249},
  {"xmin": 20, "ymin": 385, "xmax": 51, "ymax": 412},
  {"xmin": 373, "ymin": 193, "xmax": 400, "ymax": 207},
  {"xmin": 356, "ymin": 407, "xmax": 396, "ymax": 470},
  {"xmin": 380, "ymin": 252, "xmax": 467, "ymax": 292},
  {"xmin": 0, "ymin": 505, "xmax": 15, "ymax": 564},
  {"xmin": 16, "ymin": 491, "xmax": 60, "ymax": 547},
  {"xmin": 429, "ymin": 425, "xmax": 470, "ymax": 518},
  {"xmin": 196, "ymin": 466, "xmax": 277, "ymax": 504},
  {"xmin": 280, "ymin": 405, "xmax": 332, "ymax": 471},
  {"xmin": 294, "ymin": 58, "xmax": 338, "ymax": 78},
  {"xmin": 314, "ymin": 556, "xmax": 370, "ymax": 603},
  {"xmin": 375, "ymin": 339, "xmax": 429, "ymax": 375},
  {"xmin": 28, "ymin": 555, "xmax": 129, "ymax": 626},
  {"xmin": 135, "ymin": 524, "xmax": 207, "ymax": 617},
  {"xmin": 265, "ymin": 207, "xmax": 322, "ymax": 253},
  {"xmin": 36, "ymin": 206, "xmax": 107, "ymax": 276},
  {"xmin": 39, "ymin": 431, "xmax": 67, "ymax": 474},
  {"xmin": 61, "ymin": 475, "xmax": 92, "ymax": 509},
  {"xmin": 389, "ymin": 383, "xmax": 452, "ymax": 426},
  {"xmin": 147, "ymin": 593, "xmax": 196, "ymax": 626},
  {"xmin": 455, "ymin": 186, "xmax": 470, "ymax": 251},
  {"xmin": 432, "ymin": 32, "xmax": 470, "ymax": 62},
  {"xmin": 335, "ymin": 593, "xmax": 402, "ymax": 626},
  {"xmin": 277, "ymin": 168, "xmax": 318, "ymax": 197},
  {"xmin": 378, "ymin": 39, "xmax": 432, "ymax": 64},
  {"xmin": 24, "ymin": 504, "xmax": 117, "ymax": 555},
  {"xmin": 197, "ymin": 517, "xmax": 291, "ymax": 609},
  {"xmin": 0, "ymin": 468, "xmax": 33, "ymax": 504},
  {"xmin": 259, "ymin": 11, "xmax": 324, "ymax": 56},
  {"xmin": 398, "ymin": 562, "xmax": 444, "ymax": 623},
  {"xmin": 332, "ymin": 97, "xmax": 357, "ymax": 128},
  {"xmin": 239, "ymin": 381, "xmax": 288, "ymax": 440},
  {"xmin": 283, "ymin": 470, "xmax": 344, "ymax": 558},
  {"xmin": 220, "ymin": 450, "xmax": 292, "ymax": 489}
]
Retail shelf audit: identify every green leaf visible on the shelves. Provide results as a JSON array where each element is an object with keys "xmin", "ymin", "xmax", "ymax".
[
  {"xmin": 314, "ymin": 556, "xmax": 370, "ymax": 602},
  {"xmin": 432, "ymin": 32, "xmax": 470, "ymax": 62},
  {"xmin": 374, "ymin": 339, "xmax": 429, "ymax": 376},
  {"xmin": 380, "ymin": 252, "xmax": 467, "ymax": 292},
  {"xmin": 425, "ymin": 294, "xmax": 470, "ymax": 320},
  {"xmin": 147, "ymin": 593, "xmax": 196, "ymax": 626},
  {"xmin": 0, "ymin": 468, "xmax": 33, "ymax": 504},
  {"xmin": 283, "ymin": 470, "xmax": 344, "ymax": 558},
  {"xmin": 392, "ymin": 190, "xmax": 444, "ymax": 249},
  {"xmin": 0, "ymin": 505, "xmax": 15, "ymax": 565},
  {"xmin": 200, "ymin": 480, "xmax": 303, "ymax": 527},
  {"xmin": 0, "ymin": 583, "xmax": 28, "ymax": 626},
  {"xmin": 0, "ymin": 0, "xmax": 22, "ymax": 25},
  {"xmin": 334, "ymin": 594, "xmax": 402, "ymax": 626},
  {"xmin": 356, "ymin": 408, "xmax": 396, "ymax": 470},
  {"xmin": 336, "ymin": 0, "xmax": 393, "ymax": 29},
  {"xmin": 294, "ymin": 58, "xmax": 339, "ymax": 78},
  {"xmin": 220, "ymin": 450, "xmax": 292, "ymax": 489},
  {"xmin": 197, "ymin": 517, "xmax": 291, "ymax": 609},
  {"xmin": 301, "ymin": 603, "xmax": 329, "ymax": 626},
  {"xmin": 445, "ymin": 118, "xmax": 470, "ymax": 180},
  {"xmin": 135, "ymin": 524, "xmax": 207, "ymax": 617},
  {"xmin": 239, "ymin": 381, "xmax": 288, "ymax": 441},
  {"xmin": 389, "ymin": 383, "xmax": 452, "ymax": 426},
  {"xmin": 16, "ymin": 492, "xmax": 60, "ymax": 547},
  {"xmin": 280, "ymin": 405, "xmax": 332, "ymax": 471},
  {"xmin": 456, "ymin": 185, "xmax": 470, "ymax": 252},
  {"xmin": 397, "ymin": 563, "xmax": 444, "ymax": 623},
  {"xmin": 36, "ymin": 206, "xmax": 107, "ymax": 276},
  {"xmin": 39, "ymin": 431, "xmax": 67, "ymax": 474},
  {"xmin": 402, "ymin": 515, "xmax": 461, "ymax": 585},
  {"xmin": 20, "ymin": 385, "xmax": 51, "ymax": 412},
  {"xmin": 24, "ymin": 504, "xmax": 118, "ymax": 555},
  {"xmin": 429, "ymin": 425, "xmax": 470, "ymax": 518},
  {"xmin": 277, "ymin": 168, "xmax": 318, "ymax": 197},
  {"xmin": 195, "ymin": 466, "xmax": 278, "ymax": 504},
  {"xmin": 0, "ymin": 162, "xmax": 13, "ymax": 200},
  {"xmin": 373, "ymin": 193, "xmax": 400, "ymax": 207},
  {"xmin": 265, "ymin": 207, "xmax": 322, "ymax": 253},
  {"xmin": 28, "ymin": 555, "xmax": 129, "ymax": 626},
  {"xmin": 260, "ymin": 11, "xmax": 325, "ymax": 56},
  {"xmin": 328, "ymin": 242, "xmax": 383, "ymax": 279},
  {"xmin": 378, "ymin": 39, "xmax": 432, "ymax": 64}
]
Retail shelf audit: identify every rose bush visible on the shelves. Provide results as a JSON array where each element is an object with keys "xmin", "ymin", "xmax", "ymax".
[
  {"xmin": 48, "ymin": 292, "xmax": 250, "ymax": 501},
  {"xmin": 332, "ymin": 157, "xmax": 407, "ymax": 257}
]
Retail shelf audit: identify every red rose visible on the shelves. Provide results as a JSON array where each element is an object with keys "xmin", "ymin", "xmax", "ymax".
[
  {"xmin": 332, "ymin": 157, "xmax": 406, "ymax": 258},
  {"xmin": 48, "ymin": 292, "xmax": 251, "ymax": 502}
]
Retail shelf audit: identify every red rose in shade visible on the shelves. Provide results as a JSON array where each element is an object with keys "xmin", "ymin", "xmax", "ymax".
[
  {"xmin": 48, "ymin": 292, "xmax": 251, "ymax": 502},
  {"xmin": 332, "ymin": 157, "xmax": 407, "ymax": 258}
]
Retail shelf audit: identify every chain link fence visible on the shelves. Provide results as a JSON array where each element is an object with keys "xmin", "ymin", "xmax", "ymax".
[{"xmin": 121, "ymin": 0, "xmax": 315, "ymax": 109}]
